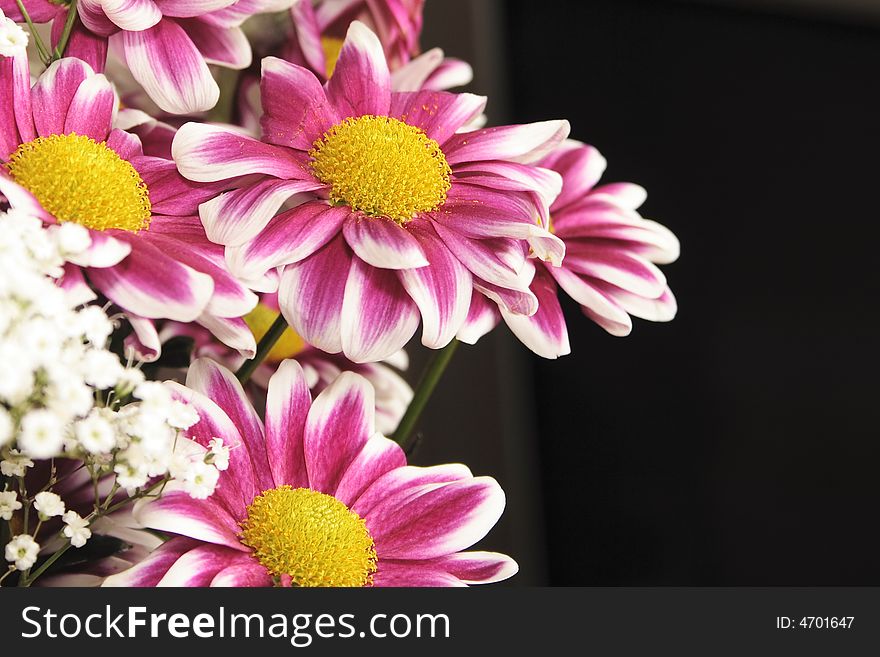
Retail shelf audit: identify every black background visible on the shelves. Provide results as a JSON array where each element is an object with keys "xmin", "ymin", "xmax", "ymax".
[{"xmin": 418, "ymin": 0, "xmax": 880, "ymax": 586}]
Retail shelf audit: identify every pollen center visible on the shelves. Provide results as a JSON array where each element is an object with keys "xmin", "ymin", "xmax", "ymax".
[
  {"xmin": 240, "ymin": 485, "xmax": 377, "ymax": 587},
  {"xmin": 5, "ymin": 133, "xmax": 151, "ymax": 232},
  {"xmin": 244, "ymin": 304, "xmax": 306, "ymax": 362},
  {"xmin": 309, "ymin": 115, "xmax": 452, "ymax": 224}
]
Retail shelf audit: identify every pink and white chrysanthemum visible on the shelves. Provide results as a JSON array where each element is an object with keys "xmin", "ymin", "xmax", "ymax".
[
  {"xmin": 0, "ymin": 55, "xmax": 258, "ymax": 358},
  {"xmin": 104, "ymin": 358, "xmax": 516, "ymax": 587},
  {"xmin": 174, "ymin": 22, "xmax": 568, "ymax": 363},
  {"xmin": 158, "ymin": 292, "xmax": 413, "ymax": 435},
  {"xmin": 460, "ymin": 140, "xmax": 680, "ymax": 358},
  {"xmin": 0, "ymin": 0, "xmax": 295, "ymax": 114}
]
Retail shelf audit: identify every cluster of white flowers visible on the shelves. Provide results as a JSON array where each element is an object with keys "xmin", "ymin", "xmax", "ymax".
[{"xmin": 0, "ymin": 210, "xmax": 223, "ymax": 577}]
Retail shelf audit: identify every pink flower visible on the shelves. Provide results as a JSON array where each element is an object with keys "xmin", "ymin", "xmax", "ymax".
[
  {"xmin": 103, "ymin": 358, "xmax": 516, "ymax": 587},
  {"xmin": 173, "ymin": 22, "xmax": 568, "ymax": 363},
  {"xmin": 156, "ymin": 292, "xmax": 413, "ymax": 435},
  {"xmin": 0, "ymin": 56, "xmax": 258, "ymax": 358},
  {"xmin": 0, "ymin": 0, "xmax": 295, "ymax": 114},
  {"xmin": 460, "ymin": 141, "xmax": 680, "ymax": 357}
]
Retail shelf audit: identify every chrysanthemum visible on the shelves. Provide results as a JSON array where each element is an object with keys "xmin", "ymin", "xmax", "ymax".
[
  {"xmin": 158, "ymin": 292, "xmax": 413, "ymax": 435},
  {"xmin": 459, "ymin": 141, "xmax": 679, "ymax": 357},
  {"xmin": 0, "ymin": 0, "xmax": 295, "ymax": 114},
  {"xmin": 0, "ymin": 55, "xmax": 258, "ymax": 358},
  {"xmin": 174, "ymin": 22, "xmax": 567, "ymax": 363},
  {"xmin": 103, "ymin": 358, "xmax": 516, "ymax": 587}
]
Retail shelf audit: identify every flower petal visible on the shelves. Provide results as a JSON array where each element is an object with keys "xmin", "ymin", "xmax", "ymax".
[
  {"xmin": 326, "ymin": 21, "xmax": 392, "ymax": 119},
  {"xmin": 31, "ymin": 58, "xmax": 96, "ymax": 138},
  {"xmin": 342, "ymin": 216, "xmax": 429, "ymax": 270},
  {"xmin": 444, "ymin": 120, "xmax": 570, "ymax": 165},
  {"xmin": 134, "ymin": 489, "xmax": 247, "ymax": 551},
  {"xmin": 352, "ymin": 463, "xmax": 473, "ymax": 518},
  {"xmin": 501, "ymin": 265, "xmax": 570, "ymax": 358},
  {"xmin": 102, "ymin": 0, "xmax": 162, "ymax": 31},
  {"xmin": 179, "ymin": 20, "xmax": 251, "ymax": 69},
  {"xmin": 456, "ymin": 292, "xmax": 500, "ymax": 345},
  {"xmin": 211, "ymin": 560, "xmax": 272, "ymax": 587},
  {"xmin": 373, "ymin": 562, "xmax": 465, "ymax": 587},
  {"xmin": 157, "ymin": 544, "xmax": 250, "ymax": 587},
  {"xmin": 265, "ymin": 359, "xmax": 311, "ymax": 489},
  {"xmin": 340, "ymin": 257, "xmax": 421, "ymax": 363},
  {"xmin": 102, "ymin": 537, "xmax": 199, "ymax": 587},
  {"xmin": 431, "ymin": 551, "xmax": 519, "ymax": 584},
  {"xmin": 390, "ymin": 90, "xmax": 486, "ymax": 144},
  {"xmin": 397, "ymin": 221, "xmax": 472, "ymax": 349},
  {"xmin": 173, "ymin": 122, "xmax": 306, "ymax": 181},
  {"xmin": 334, "ymin": 435, "xmax": 406, "ymax": 507},
  {"xmin": 121, "ymin": 20, "xmax": 219, "ymax": 114},
  {"xmin": 278, "ymin": 234, "xmax": 351, "ymax": 354}
]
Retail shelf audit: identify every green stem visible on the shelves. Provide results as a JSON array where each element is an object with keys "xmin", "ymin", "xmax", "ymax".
[
  {"xmin": 21, "ymin": 542, "xmax": 71, "ymax": 586},
  {"xmin": 52, "ymin": 0, "xmax": 78, "ymax": 61},
  {"xmin": 14, "ymin": 0, "xmax": 51, "ymax": 64},
  {"xmin": 235, "ymin": 313, "xmax": 288, "ymax": 384},
  {"xmin": 391, "ymin": 339, "xmax": 460, "ymax": 448}
]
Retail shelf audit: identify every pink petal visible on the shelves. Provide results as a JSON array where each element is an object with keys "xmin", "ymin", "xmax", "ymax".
[
  {"xmin": 157, "ymin": 544, "xmax": 249, "ymax": 586},
  {"xmin": 260, "ymin": 56, "xmax": 336, "ymax": 150},
  {"xmin": 540, "ymin": 141, "xmax": 607, "ymax": 210},
  {"xmin": 87, "ymin": 237, "xmax": 214, "ymax": 322},
  {"xmin": 444, "ymin": 120, "xmax": 570, "ymax": 166},
  {"xmin": 226, "ymin": 202, "xmax": 348, "ymax": 281},
  {"xmin": 154, "ymin": 0, "xmax": 236, "ymax": 18},
  {"xmin": 66, "ymin": 231, "xmax": 131, "ymax": 268},
  {"xmin": 173, "ymin": 122, "xmax": 306, "ymax": 182},
  {"xmin": 107, "ymin": 129, "xmax": 144, "ymax": 161},
  {"xmin": 389, "ymin": 90, "xmax": 486, "ymax": 144},
  {"xmin": 422, "ymin": 57, "xmax": 474, "ymax": 91},
  {"xmin": 303, "ymin": 371, "xmax": 374, "ymax": 495},
  {"xmin": 121, "ymin": 20, "xmax": 219, "ymax": 114},
  {"xmin": 342, "ymin": 215, "xmax": 429, "ymax": 270},
  {"xmin": 134, "ymin": 489, "xmax": 247, "ymax": 551},
  {"xmin": 397, "ymin": 221, "xmax": 472, "ymax": 349},
  {"xmin": 265, "ymin": 360, "xmax": 311, "ymax": 489},
  {"xmin": 431, "ymin": 551, "xmax": 519, "ymax": 584},
  {"xmin": 211, "ymin": 560, "xmax": 272, "ymax": 587},
  {"xmin": 31, "ymin": 58, "xmax": 96, "ymax": 138},
  {"xmin": 63, "ymin": 73, "xmax": 115, "ymax": 141},
  {"xmin": 326, "ymin": 21, "xmax": 392, "ymax": 119},
  {"xmin": 135, "ymin": 156, "xmax": 224, "ymax": 216},
  {"xmin": 367, "ymin": 477, "xmax": 506, "ymax": 560},
  {"xmin": 549, "ymin": 266, "xmax": 633, "ymax": 336},
  {"xmin": 101, "ymin": 0, "xmax": 162, "ymax": 30},
  {"xmin": 589, "ymin": 182, "xmax": 648, "ymax": 211},
  {"xmin": 179, "ymin": 20, "xmax": 251, "ymax": 69},
  {"xmin": 563, "ymin": 244, "xmax": 668, "ymax": 298},
  {"xmin": 456, "ymin": 292, "xmax": 500, "ymax": 345},
  {"xmin": 333, "ymin": 435, "xmax": 406, "ymax": 507},
  {"xmin": 58, "ymin": 264, "xmax": 97, "ymax": 306},
  {"xmin": 352, "ymin": 463, "xmax": 474, "ymax": 518},
  {"xmin": 0, "ymin": 174, "xmax": 56, "ymax": 223},
  {"xmin": 124, "ymin": 314, "xmax": 161, "ymax": 362},
  {"xmin": 390, "ymin": 47, "xmax": 444, "ymax": 92},
  {"xmin": 77, "ymin": 0, "xmax": 119, "ymax": 36},
  {"xmin": 278, "ymin": 234, "xmax": 351, "ymax": 354},
  {"xmin": 102, "ymin": 537, "xmax": 199, "ymax": 587},
  {"xmin": 501, "ymin": 265, "xmax": 570, "ymax": 359},
  {"xmin": 340, "ymin": 257, "xmax": 421, "ymax": 363},
  {"xmin": 200, "ymin": 178, "xmax": 325, "ymax": 248},
  {"xmin": 196, "ymin": 313, "xmax": 257, "ymax": 358},
  {"xmin": 185, "ymin": 358, "xmax": 273, "ymax": 491},
  {"xmin": 432, "ymin": 224, "xmax": 528, "ymax": 292},
  {"xmin": 373, "ymin": 562, "xmax": 465, "ymax": 587}
]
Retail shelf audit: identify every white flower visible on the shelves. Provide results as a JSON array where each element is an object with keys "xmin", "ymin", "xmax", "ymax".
[
  {"xmin": 181, "ymin": 460, "xmax": 220, "ymax": 500},
  {"xmin": 80, "ymin": 349, "xmax": 124, "ymax": 389},
  {"xmin": 0, "ymin": 15, "xmax": 28, "ymax": 58},
  {"xmin": 17, "ymin": 410, "xmax": 66, "ymax": 459},
  {"xmin": 113, "ymin": 461, "xmax": 149, "ymax": 491},
  {"xmin": 206, "ymin": 437, "xmax": 230, "ymax": 471},
  {"xmin": 1, "ymin": 450, "xmax": 34, "ymax": 477},
  {"xmin": 74, "ymin": 411, "xmax": 117, "ymax": 454},
  {"xmin": 0, "ymin": 407, "xmax": 13, "ymax": 447},
  {"xmin": 62, "ymin": 511, "xmax": 92, "ymax": 548},
  {"xmin": 0, "ymin": 490, "xmax": 22, "ymax": 520},
  {"xmin": 134, "ymin": 381, "xmax": 172, "ymax": 408},
  {"xmin": 115, "ymin": 367, "xmax": 145, "ymax": 397},
  {"xmin": 5, "ymin": 534, "xmax": 39, "ymax": 571},
  {"xmin": 33, "ymin": 491, "xmax": 65, "ymax": 519},
  {"xmin": 73, "ymin": 305, "xmax": 114, "ymax": 347},
  {"xmin": 166, "ymin": 400, "xmax": 199, "ymax": 430}
]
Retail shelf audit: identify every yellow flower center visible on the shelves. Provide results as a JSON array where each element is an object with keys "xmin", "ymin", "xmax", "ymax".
[
  {"xmin": 243, "ymin": 304, "xmax": 306, "ymax": 362},
  {"xmin": 321, "ymin": 36, "xmax": 345, "ymax": 78},
  {"xmin": 5, "ymin": 133, "xmax": 151, "ymax": 232},
  {"xmin": 309, "ymin": 115, "xmax": 452, "ymax": 225},
  {"xmin": 240, "ymin": 485, "xmax": 377, "ymax": 587}
]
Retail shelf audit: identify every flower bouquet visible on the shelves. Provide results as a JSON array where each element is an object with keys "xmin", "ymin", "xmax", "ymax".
[{"xmin": 0, "ymin": 0, "xmax": 678, "ymax": 587}]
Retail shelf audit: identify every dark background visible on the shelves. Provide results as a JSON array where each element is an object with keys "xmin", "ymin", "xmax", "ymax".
[{"xmin": 411, "ymin": 0, "xmax": 880, "ymax": 585}]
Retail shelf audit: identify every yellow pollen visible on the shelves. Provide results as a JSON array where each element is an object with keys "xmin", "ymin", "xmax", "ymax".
[
  {"xmin": 5, "ymin": 133, "xmax": 151, "ymax": 233},
  {"xmin": 240, "ymin": 486, "xmax": 377, "ymax": 587},
  {"xmin": 309, "ymin": 115, "xmax": 452, "ymax": 225},
  {"xmin": 321, "ymin": 36, "xmax": 345, "ymax": 78},
  {"xmin": 244, "ymin": 304, "xmax": 306, "ymax": 362}
]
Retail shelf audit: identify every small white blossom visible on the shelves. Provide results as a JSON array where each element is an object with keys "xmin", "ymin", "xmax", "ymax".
[
  {"xmin": 1, "ymin": 450, "xmax": 34, "ymax": 477},
  {"xmin": 17, "ymin": 410, "xmax": 65, "ymax": 459},
  {"xmin": 167, "ymin": 400, "xmax": 199, "ymax": 430},
  {"xmin": 62, "ymin": 511, "xmax": 92, "ymax": 548},
  {"xmin": 133, "ymin": 381, "xmax": 172, "ymax": 408},
  {"xmin": 33, "ymin": 491, "xmax": 65, "ymax": 519},
  {"xmin": 115, "ymin": 367, "xmax": 145, "ymax": 397},
  {"xmin": 5, "ymin": 534, "xmax": 39, "ymax": 571},
  {"xmin": 206, "ymin": 437, "xmax": 230, "ymax": 471},
  {"xmin": 80, "ymin": 349, "xmax": 124, "ymax": 389},
  {"xmin": 74, "ymin": 411, "xmax": 117, "ymax": 454},
  {"xmin": 0, "ymin": 490, "xmax": 21, "ymax": 520},
  {"xmin": 181, "ymin": 460, "xmax": 220, "ymax": 500},
  {"xmin": 54, "ymin": 223, "xmax": 91, "ymax": 257},
  {"xmin": 0, "ymin": 14, "xmax": 28, "ymax": 58}
]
